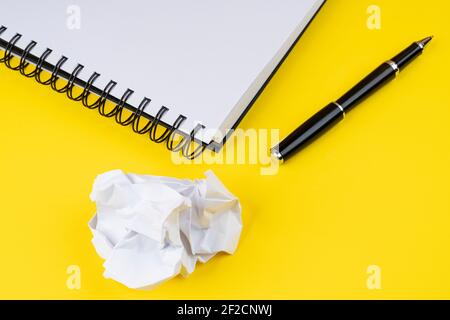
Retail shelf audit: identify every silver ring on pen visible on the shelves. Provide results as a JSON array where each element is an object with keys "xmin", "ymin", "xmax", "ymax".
[
  {"xmin": 385, "ymin": 60, "xmax": 400, "ymax": 77},
  {"xmin": 333, "ymin": 101, "xmax": 346, "ymax": 118}
]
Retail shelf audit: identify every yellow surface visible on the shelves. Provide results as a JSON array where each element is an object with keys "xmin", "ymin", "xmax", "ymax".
[{"xmin": 1, "ymin": 0, "xmax": 449, "ymax": 299}]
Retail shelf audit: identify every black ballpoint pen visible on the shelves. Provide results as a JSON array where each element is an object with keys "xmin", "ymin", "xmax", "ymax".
[{"xmin": 271, "ymin": 36, "xmax": 433, "ymax": 163}]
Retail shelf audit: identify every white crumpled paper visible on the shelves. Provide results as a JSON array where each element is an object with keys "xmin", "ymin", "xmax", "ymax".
[{"xmin": 88, "ymin": 169, "xmax": 242, "ymax": 289}]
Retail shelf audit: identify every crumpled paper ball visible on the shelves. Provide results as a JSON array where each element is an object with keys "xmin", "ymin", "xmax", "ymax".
[{"xmin": 88, "ymin": 169, "xmax": 242, "ymax": 289}]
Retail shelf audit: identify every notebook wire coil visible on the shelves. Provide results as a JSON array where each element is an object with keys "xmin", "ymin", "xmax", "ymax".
[{"xmin": 0, "ymin": 25, "xmax": 207, "ymax": 160}]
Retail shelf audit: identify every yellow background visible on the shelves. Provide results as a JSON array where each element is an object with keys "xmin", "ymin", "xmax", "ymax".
[{"xmin": 1, "ymin": 0, "xmax": 449, "ymax": 299}]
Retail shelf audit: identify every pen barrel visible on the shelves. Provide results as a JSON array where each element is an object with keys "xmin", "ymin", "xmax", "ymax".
[
  {"xmin": 392, "ymin": 42, "xmax": 423, "ymax": 69},
  {"xmin": 336, "ymin": 62, "xmax": 396, "ymax": 112},
  {"xmin": 274, "ymin": 103, "xmax": 344, "ymax": 161}
]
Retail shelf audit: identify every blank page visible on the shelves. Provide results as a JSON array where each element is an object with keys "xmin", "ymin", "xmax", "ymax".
[{"xmin": 0, "ymin": 0, "xmax": 323, "ymax": 143}]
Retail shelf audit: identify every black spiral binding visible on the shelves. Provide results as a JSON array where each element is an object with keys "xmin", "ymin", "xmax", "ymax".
[{"xmin": 0, "ymin": 25, "xmax": 207, "ymax": 159}]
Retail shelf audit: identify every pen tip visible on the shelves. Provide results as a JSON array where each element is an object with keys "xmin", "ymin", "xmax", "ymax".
[{"xmin": 418, "ymin": 36, "xmax": 433, "ymax": 48}]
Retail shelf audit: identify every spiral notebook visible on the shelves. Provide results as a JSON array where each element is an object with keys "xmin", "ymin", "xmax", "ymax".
[{"xmin": 0, "ymin": 0, "xmax": 324, "ymax": 158}]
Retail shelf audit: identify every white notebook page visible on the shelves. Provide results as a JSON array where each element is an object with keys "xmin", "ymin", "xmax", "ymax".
[{"xmin": 0, "ymin": 0, "xmax": 323, "ymax": 144}]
